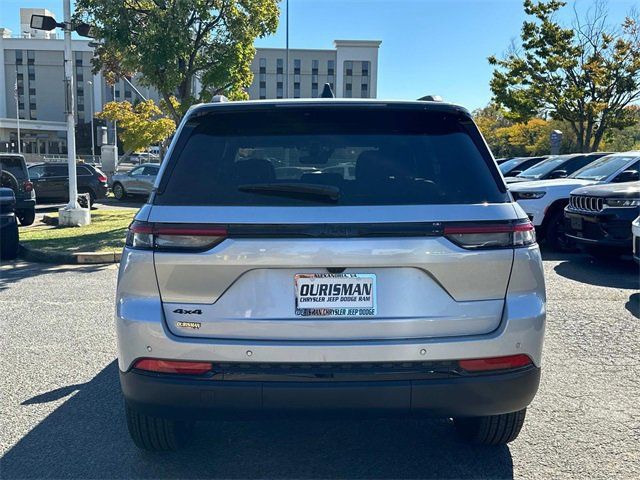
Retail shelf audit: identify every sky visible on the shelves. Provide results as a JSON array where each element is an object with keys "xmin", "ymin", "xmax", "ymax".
[{"xmin": 1, "ymin": 0, "xmax": 637, "ymax": 110}]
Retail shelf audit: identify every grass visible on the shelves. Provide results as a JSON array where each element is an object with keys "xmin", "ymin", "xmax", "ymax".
[{"xmin": 20, "ymin": 209, "xmax": 138, "ymax": 253}]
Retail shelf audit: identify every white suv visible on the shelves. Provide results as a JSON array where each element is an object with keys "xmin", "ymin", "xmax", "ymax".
[
  {"xmin": 116, "ymin": 99, "xmax": 546, "ymax": 450},
  {"xmin": 509, "ymin": 152, "xmax": 640, "ymax": 250}
]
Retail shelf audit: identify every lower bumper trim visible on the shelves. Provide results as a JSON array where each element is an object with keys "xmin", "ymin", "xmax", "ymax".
[{"xmin": 120, "ymin": 366, "xmax": 540, "ymax": 419}]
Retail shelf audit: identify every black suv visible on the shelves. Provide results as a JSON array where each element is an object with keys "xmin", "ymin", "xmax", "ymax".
[
  {"xmin": 564, "ymin": 181, "xmax": 640, "ymax": 257},
  {"xmin": 0, "ymin": 154, "xmax": 36, "ymax": 226},
  {"xmin": 28, "ymin": 162, "xmax": 108, "ymax": 205}
]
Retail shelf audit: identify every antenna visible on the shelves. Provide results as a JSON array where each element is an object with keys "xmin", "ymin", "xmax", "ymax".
[{"xmin": 320, "ymin": 83, "xmax": 335, "ymax": 98}]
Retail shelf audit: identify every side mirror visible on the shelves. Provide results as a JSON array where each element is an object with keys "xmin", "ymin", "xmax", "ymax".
[
  {"xmin": 613, "ymin": 170, "xmax": 639, "ymax": 183},
  {"xmin": 0, "ymin": 187, "xmax": 17, "ymax": 211},
  {"xmin": 548, "ymin": 170, "xmax": 567, "ymax": 179},
  {"xmin": 508, "ymin": 170, "xmax": 523, "ymax": 177}
]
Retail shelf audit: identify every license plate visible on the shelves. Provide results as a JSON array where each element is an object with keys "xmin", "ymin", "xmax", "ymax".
[
  {"xmin": 294, "ymin": 273, "xmax": 376, "ymax": 317},
  {"xmin": 570, "ymin": 216, "xmax": 583, "ymax": 231}
]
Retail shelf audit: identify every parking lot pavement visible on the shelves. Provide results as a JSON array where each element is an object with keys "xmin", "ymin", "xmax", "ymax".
[{"xmin": 0, "ymin": 253, "xmax": 638, "ymax": 479}]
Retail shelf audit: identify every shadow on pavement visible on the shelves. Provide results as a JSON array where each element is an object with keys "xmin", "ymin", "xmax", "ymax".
[
  {"xmin": 1, "ymin": 361, "xmax": 515, "ymax": 479},
  {"xmin": 626, "ymin": 293, "xmax": 639, "ymax": 319},
  {"xmin": 553, "ymin": 254, "xmax": 639, "ymax": 290},
  {"xmin": 0, "ymin": 261, "xmax": 111, "ymax": 292}
]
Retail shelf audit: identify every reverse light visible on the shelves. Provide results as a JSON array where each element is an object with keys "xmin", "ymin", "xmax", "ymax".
[
  {"xmin": 459, "ymin": 354, "xmax": 532, "ymax": 372},
  {"xmin": 134, "ymin": 359, "xmax": 213, "ymax": 375},
  {"xmin": 444, "ymin": 221, "xmax": 536, "ymax": 249},
  {"xmin": 512, "ymin": 191, "xmax": 546, "ymax": 200},
  {"xmin": 126, "ymin": 221, "xmax": 227, "ymax": 251}
]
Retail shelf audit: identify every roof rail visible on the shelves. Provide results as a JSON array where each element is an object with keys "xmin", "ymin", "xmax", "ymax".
[{"xmin": 418, "ymin": 95, "xmax": 443, "ymax": 102}]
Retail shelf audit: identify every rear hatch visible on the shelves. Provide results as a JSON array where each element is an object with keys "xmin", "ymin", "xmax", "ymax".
[{"xmin": 148, "ymin": 103, "xmax": 521, "ymax": 341}]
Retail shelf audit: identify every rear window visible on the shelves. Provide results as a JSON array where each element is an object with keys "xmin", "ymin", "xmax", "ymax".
[
  {"xmin": 156, "ymin": 107, "xmax": 507, "ymax": 206},
  {"xmin": 0, "ymin": 156, "xmax": 28, "ymax": 180}
]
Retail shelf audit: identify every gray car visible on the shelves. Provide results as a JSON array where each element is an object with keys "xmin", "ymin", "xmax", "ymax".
[
  {"xmin": 116, "ymin": 99, "xmax": 546, "ymax": 451},
  {"xmin": 111, "ymin": 163, "xmax": 160, "ymax": 200}
]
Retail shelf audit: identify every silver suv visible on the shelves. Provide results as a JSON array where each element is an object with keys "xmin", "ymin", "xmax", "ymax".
[{"xmin": 116, "ymin": 99, "xmax": 546, "ymax": 451}]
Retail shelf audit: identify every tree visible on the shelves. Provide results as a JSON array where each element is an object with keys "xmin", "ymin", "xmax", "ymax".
[
  {"xmin": 74, "ymin": 0, "xmax": 280, "ymax": 122},
  {"xmin": 97, "ymin": 99, "xmax": 176, "ymax": 159},
  {"xmin": 603, "ymin": 105, "xmax": 640, "ymax": 150},
  {"xmin": 488, "ymin": 0, "xmax": 640, "ymax": 152}
]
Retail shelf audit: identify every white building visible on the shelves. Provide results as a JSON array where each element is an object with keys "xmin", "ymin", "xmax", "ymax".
[{"xmin": 247, "ymin": 40, "xmax": 381, "ymax": 99}]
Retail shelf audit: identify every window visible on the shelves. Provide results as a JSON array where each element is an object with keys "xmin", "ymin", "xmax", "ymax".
[
  {"xmin": 259, "ymin": 81, "xmax": 266, "ymax": 88},
  {"xmin": 312, "ymin": 59, "xmax": 318, "ymax": 75},
  {"xmin": 345, "ymin": 61, "xmax": 353, "ymax": 76},
  {"xmin": 75, "ymin": 52, "xmax": 83, "ymax": 66},
  {"xmin": 312, "ymin": 83, "xmax": 318, "ymax": 97},
  {"xmin": 345, "ymin": 83, "xmax": 352, "ymax": 91},
  {"xmin": 259, "ymin": 57, "xmax": 266, "ymax": 74},
  {"xmin": 345, "ymin": 83, "xmax": 352, "ymax": 98},
  {"xmin": 77, "ymin": 103, "xmax": 84, "ymax": 111},
  {"xmin": 327, "ymin": 60, "xmax": 335, "ymax": 76},
  {"xmin": 362, "ymin": 61, "xmax": 370, "ymax": 77},
  {"xmin": 293, "ymin": 83, "xmax": 300, "ymax": 98},
  {"xmin": 276, "ymin": 58, "xmax": 283, "ymax": 74},
  {"xmin": 276, "ymin": 82, "xmax": 283, "ymax": 99},
  {"xmin": 17, "ymin": 87, "xmax": 24, "ymax": 95},
  {"xmin": 124, "ymin": 90, "xmax": 132, "ymax": 99},
  {"xmin": 361, "ymin": 83, "xmax": 368, "ymax": 94},
  {"xmin": 28, "ymin": 65, "xmax": 35, "ymax": 81},
  {"xmin": 27, "ymin": 50, "xmax": 35, "ymax": 65},
  {"xmin": 29, "ymin": 88, "xmax": 36, "ymax": 96},
  {"xmin": 155, "ymin": 108, "xmax": 507, "ymax": 207},
  {"xmin": 17, "ymin": 73, "xmax": 23, "ymax": 82},
  {"xmin": 18, "ymin": 102, "xmax": 24, "ymax": 110},
  {"xmin": 115, "ymin": 89, "xmax": 120, "ymax": 98},
  {"xmin": 15, "ymin": 50, "xmax": 23, "ymax": 65},
  {"xmin": 28, "ymin": 165, "xmax": 45, "ymax": 179},
  {"xmin": 294, "ymin": 59, "xmax": 301, "ymax": 75},
  {"xmin": 130, "ymin": 166, "xmax": 146, "ymax": 176},
  {"xmin": 29, "ymin": 102, "xmax": 36, "ymax": 110},
  {"xmin": 78, "ymin": 166, "xmax": 93, "ymax": 176}
]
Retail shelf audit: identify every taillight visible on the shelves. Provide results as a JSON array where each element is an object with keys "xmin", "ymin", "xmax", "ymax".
[
  {"xmin": 125, "ymin": 221, "xmax": 227, "ymax": 251},
  {"xmin": 444, "ymin": 221, "xmax": 535, "ymax": 249},
  {"xmin": 458, "ymin": 354, "xmax": 532, "ymax": 372},
  {"xmin": 97, "ymin": 174, "xmax": 108, "ymax": 183},
  {"xmin": 23, "ymin": 181, "xmax": 33, "ymax": 193},
  {"xmin": 134, "ymin": 359, "xmax": 212, "ymax": 375}
]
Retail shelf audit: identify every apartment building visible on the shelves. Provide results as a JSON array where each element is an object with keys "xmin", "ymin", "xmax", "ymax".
[{"xmin": 247, "ymin": 40, "xmax": 381, "ymax": 99}]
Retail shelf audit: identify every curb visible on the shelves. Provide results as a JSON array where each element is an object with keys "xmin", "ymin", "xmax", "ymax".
[{"xmin": 19, "ymin": 244, "xmax": 122, "ymax": 265}]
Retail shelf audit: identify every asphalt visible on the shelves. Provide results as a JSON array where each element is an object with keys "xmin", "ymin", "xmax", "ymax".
[{"xmin": 0, "ymin": 252, "xmax": 638, "ymax": 479}]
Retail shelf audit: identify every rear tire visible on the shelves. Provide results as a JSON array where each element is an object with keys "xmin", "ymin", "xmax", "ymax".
[
  {"xmin": 17, "ymin": 208, "xmax": 35, "ymax": 226},
  {"xmin": 125, "ymin": 403, "xmax": 193, "ymax": 451},
  {"xmin": 454, "ymin": 408, "xmax": 527, "ymax": 445},
  {"xmin": 545, "ymin": 210, "xmax": 575, "ymax": 252},
  {"xmin": 113, "ymin": 182, "xmax": 126, "ymax": 201}
]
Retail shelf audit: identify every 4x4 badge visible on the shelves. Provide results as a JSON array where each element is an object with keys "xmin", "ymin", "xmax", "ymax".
[{"xmin": 173, "ymin": 308, "xmax": 202, "ymax": 315}]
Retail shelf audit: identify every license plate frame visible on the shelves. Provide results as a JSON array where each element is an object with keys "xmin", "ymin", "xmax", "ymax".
[{"xmin": 294, "ymin": 273, "xmax": 377, "ymax": 317}]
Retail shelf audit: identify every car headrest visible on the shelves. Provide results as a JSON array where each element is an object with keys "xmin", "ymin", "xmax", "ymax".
[
  {"xmin": 301, "ymin": 172, "xmax": 344, "ymax": 184},
  {"xmin": 231, "ymin": 158, "xmax": 275, "ymax": 184}
]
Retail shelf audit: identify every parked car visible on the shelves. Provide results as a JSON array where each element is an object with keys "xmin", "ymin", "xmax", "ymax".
[
  {"xmin": 505, "ymin": 152, "xmax": 610, "ymax": 184},
  {"xmin": 564, "ymin": 181, "xmax": 640, "ymax": 258},
  {"xmin": 111, "ymin": 164, "xmax": 160, "ymax": 200},
  {"xmin": 0, "ymin": 154, "xmax": 36, "ymax": 226},
  {"xmin": 509, "ymin": 152, "xmax": 640, "ymax": 251},
  {"xmin": 632, "ymin": 215, "xmax": 640, "ymax": 264},
  {"xmin": 27, "ymin": 162, "xmax": 108, "ymax": 206},
  {"xmin": 498, "ymin": 156, "xmax": 548, "ymax": 177},
  {"xmin": 116, "ymin": 98, "xmax": 545, "ymax": 451},
  {"xmin": 0, "ymin": 187, "xmax": 19, "ymax": 260}
]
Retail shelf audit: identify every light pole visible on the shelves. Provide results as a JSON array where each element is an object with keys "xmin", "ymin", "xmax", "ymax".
[
  {"xmin": 87, "ymin": 80, "xmax": 95, "ymax": 158},
  {"xmin": 285, "ymin": 0, "xmax": 289, "ymax": 98},
  {"xmin": 30, "ymin": 1, "xmax": 95, "ymax": 226}
]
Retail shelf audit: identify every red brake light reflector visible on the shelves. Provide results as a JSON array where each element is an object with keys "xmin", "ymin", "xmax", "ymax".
[
  {"xmin": 134, "ymin": 359, "xmax": 212, "ymax": 375},
  {"xmin": 97, "ymin": 174, "xmax": 108, "ymax": 183},
  {"xmin": 458, "ymin": 354, "xmax": 532, "ymax": 372},
  {"xmin": 23, "ymin": 181, "xmax": 33, "ymax": 193},
  {"xmin": 444, "ymin": 221, "xmax": 535, "ymax": 249}
]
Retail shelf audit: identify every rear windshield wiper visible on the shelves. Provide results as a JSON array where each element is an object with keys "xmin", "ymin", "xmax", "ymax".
[{"xmin": 238, "ymin": 183, "xmax": 340, "ymax": 202}]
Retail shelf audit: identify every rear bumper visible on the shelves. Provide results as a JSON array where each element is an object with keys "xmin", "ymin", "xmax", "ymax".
[{"xmin": 120, "ymin": 366, "xmax": 541, "ymax": 419}]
